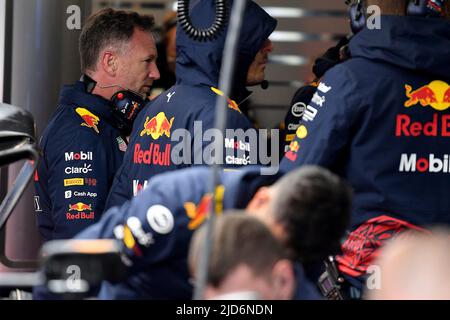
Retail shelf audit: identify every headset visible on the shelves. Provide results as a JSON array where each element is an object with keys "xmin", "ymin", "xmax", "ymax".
[
  {"xmin": 346, "ymin": 0, "xmax": 448, "ymax": 33},
  {"xmin": 80, "ymin": 74, "xmax": 148, "ymax": 136},
  {"xmin": 177, "ymin": 0, "xmax": 228, "ymax": 42}
]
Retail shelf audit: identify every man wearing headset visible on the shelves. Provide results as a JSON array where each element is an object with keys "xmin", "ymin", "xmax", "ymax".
[
  {"xmin": 34, "ymin": 8, "xmax": 160, "ymax": 244},
  {"xmin": 103, "ymin": 0, "xmax": 277, "ymax": 210},
  {"xmin": 280, "ymin": 0, "xmax": 450, "ymax": 298}
]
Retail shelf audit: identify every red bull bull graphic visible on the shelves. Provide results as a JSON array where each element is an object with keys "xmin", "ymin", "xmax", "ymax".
[
  {"xmin": 68, "ymin": 202, "xmax": 93, "ymax": 212},
  {"xmin": 75, "ymin": 107, "xmax": 100, "ymax": 133},
  {"xmin": 404, "ymin": 80, "xmax": 450, "ymax": 111},
  {"xmin": 140, "ymin": 112, "xmax": 174, "ymax": 140},
  {"xmin": 184, "ymin": 186, "xmax": 225, "ymax": 230},
  {"xmin": 285, "ymin": 125, "xmax": 308, "ymax": 162},
  {"xmin": 66, "ymin": 202, "xmax": 95, "ymax": 220},
  {"xmin": 210, "ymin": 87, "xmax": 242, "ymax": 114}
]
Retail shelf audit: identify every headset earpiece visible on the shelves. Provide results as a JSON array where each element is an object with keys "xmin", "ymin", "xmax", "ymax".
[
  {"xmin": 110, "ymin": 90, "xmax": 148, "ymax": 135},
  {"xmin": 407, "ymin": 0, "xmax": 447, "ymax": 17},
  {"xmin": 80, "ymin": 74, "xmax": 148, "ymax": 135},
  {"xmin": 347, "ymin": 0, "xmax": 448, "ymax": 34},
  {"xmin": 348, "ymin": 0, "xmax": 367, "ymax": 34}
]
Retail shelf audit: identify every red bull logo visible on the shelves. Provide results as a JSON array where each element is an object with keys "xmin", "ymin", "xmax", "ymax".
[
  {"xmin": 133, "ymin": 143, "xmax": 171, "ymax": 166},
  {"xmin": 211, "ymin": 87, "xmax": 242, "ymax": 114},
  {"xmin": 184, "ymin": 186, "xmax": 225, "ymax": 230},
  {"xmin": 405, "ymin": 80, "xmax": 450, "ymax": 111},
  {"xmin": 75, "ymin": 107, "xmax": 100, "ymax": 133},
  {"xmin": 140, "ymin": 112, "xmax": 174, "ymax": 140},
  {"xmin": 68, "ymin": 202, "xmax": 92, "ymax": 212}
]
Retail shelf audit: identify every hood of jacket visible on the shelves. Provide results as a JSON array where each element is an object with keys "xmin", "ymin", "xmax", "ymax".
[
  {"xmin": 175, "ymin": 0, "xmax": 277, "ymax": 97},
  {"xmin": 350, "ymin": 15, "xmax": 450, "ymax": 78}
]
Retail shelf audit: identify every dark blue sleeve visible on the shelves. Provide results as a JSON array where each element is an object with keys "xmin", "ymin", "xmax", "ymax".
[
  {"xmin": 280, "ymin": 65, "xmax": 362, "ymax": 172},
  {"xmin": 36, "ymin": 129, "xmax": 115, "ymax": 240},
  {"xmin": 76, "ymin": 173, "xmax": 187, "ymax": 271},
  {"xmin": 103, "ymin": 159, "xmax": 132, "ymax": 211}
]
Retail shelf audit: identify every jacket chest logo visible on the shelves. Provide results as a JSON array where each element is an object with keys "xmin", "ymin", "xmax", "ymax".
[{"xmin": 75, "ymin": 107, "xmax": 100, "ymax": 133}]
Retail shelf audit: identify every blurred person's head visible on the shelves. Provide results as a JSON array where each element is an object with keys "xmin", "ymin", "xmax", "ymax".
[
  {"xmin": 79, "ymin": 8, "xmax": 160, "ymax": 99},
  {"xmin": 189, "ymin": 213, "xmax": 296, "ymax": 300},
  {"xmin": 246, "ymin": 166, "xmax": 352, "ymax": 264},
  {"xmin": 366, "ymin": 228, "xmax": 450, "ymax": 300}
]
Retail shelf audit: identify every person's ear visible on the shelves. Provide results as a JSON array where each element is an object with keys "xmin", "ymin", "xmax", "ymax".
[
  {"xmin": 271, "ymin": 259, "xmax": 295, "ymax": 300},
  {"xmin": 100, "ymin": 51, "xmax": 117, "ymax": 77},
  {"xmin": 246, "ymin": 187, "xmax": 271, "ymax": 212}
]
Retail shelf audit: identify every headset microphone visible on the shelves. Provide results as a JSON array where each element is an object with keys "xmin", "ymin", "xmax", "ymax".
[
  {"xmin": 260, "ymin": 80, "xmax": 269, "ymax": 90},
  {"xmin": 80, "ymin": 74, "xmax": 148, "ymax": 136}
]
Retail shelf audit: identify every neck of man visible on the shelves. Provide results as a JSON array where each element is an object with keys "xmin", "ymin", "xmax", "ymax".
[{"xmin": 85, "ymin": 71, "xmax": 117, "ymax": 101}]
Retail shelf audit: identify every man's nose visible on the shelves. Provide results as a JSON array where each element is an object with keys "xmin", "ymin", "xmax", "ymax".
[
  {"xmin": 149, "ymin": 62, "xmax": 160, "ymax": 80},
  {"xmin": 263, "ymin": 40, "xmax": 274, "ymax": 54}
]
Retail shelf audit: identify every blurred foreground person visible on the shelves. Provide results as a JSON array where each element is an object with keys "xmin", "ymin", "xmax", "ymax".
[
  {"xmin": 366, "ymin": 228, "xmax": 450, "ymax": 300},
  {"xmin": 189, "ymin": 213, "xmax": 296, "ymax": 300},
  {"xmin": 76, "ymin": 166, "xmax": 351, "ymax": 299}
]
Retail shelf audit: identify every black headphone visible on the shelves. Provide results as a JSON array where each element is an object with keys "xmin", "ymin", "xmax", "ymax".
[
  {"xmin": 347, "ymin": 0, "xmax": 448, "ymax": 33},
  {"xmin": 80, "ymin": 74, "xmax": 148, "ymax": 135}
]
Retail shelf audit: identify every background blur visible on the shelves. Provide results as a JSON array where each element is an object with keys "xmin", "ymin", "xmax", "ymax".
[{"xmin": 0, "ymin": 0, "xmax": 349, "ymax": 272}]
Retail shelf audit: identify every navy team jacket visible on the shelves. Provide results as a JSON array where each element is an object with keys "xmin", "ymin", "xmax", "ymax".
[
  {"xmin": 280, "ymin": 16, "xmax": 450, "ymax": 231},
  {"xmin": 34, "ymin": 81, "xmax": 126, "ymax": 241},
  {"xmin": 104, "ymin": 0, "xmax": 278, "ymax": 210}
]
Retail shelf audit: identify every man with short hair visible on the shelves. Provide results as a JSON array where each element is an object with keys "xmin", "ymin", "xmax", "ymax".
[
  {"xmin": 33, "ymin": 8, "xmax": 160, "ymax": 300},
  {"xmin": 35, "ymin": 8, "xmax": 160, "ymax": 242},
  {"xmin": 104, "ymin": 0, "xmax": 277, "ymax": 210},
  {"xmin": 279, "ymin": 0, "xmax": 450, "ymax": 296},
  {"xmin": 189, "ymin": 213, "xmax": 296, "ymax": 300},
  {"xmin": 76, "ymin": 165, "xmax": 352, "ymax": 299}
]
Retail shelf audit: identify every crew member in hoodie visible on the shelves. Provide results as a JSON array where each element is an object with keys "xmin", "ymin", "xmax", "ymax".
[
  {"xmin": 104, "ymin": 0, "xmax": 277, "ymax": 210},
  {"xmin": 280, "ymin": 0, "xmax": 450, "ymax": 297},
  {"xmin": 76, "ymin": 165, "xmax": 351, "ymax": 299}
]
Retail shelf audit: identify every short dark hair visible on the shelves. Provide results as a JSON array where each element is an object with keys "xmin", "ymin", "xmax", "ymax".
[
  {"xmin": 79, "ymin": 8, "xmax": 155, "ymax": 72},
  {"xmin": 189, "ymin": 212, "xmax": 285, "ymax": 288},
  {"xmin": 272, "ymin": 166, "xmax": 352, "ymax": 264}
]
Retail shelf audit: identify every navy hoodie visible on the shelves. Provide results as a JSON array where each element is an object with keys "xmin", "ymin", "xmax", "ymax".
[
  {"xmin": 104, "ymin": 0, "xmax": 277, "ymax": 210},
  {"xmin": 280, "ymin": 16, "xmax": 450, "ymax": 230}
]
